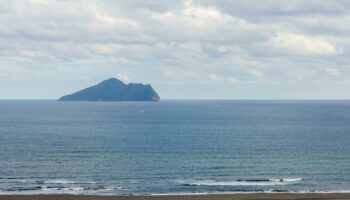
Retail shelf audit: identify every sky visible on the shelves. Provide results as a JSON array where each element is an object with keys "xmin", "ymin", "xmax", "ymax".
[{"xmin": 0, "ymin": 0, "xmax": 350, "ymax": 99}]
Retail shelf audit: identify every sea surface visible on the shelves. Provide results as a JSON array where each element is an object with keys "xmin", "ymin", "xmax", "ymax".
[{"xmin": 0, "ymin": 100, "xmax": 350, "ymax": 195}]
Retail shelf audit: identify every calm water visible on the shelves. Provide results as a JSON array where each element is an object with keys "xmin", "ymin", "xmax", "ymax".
[{"xmin": 0, "ymin": 100, "xmax": 350, "ymax": 195}]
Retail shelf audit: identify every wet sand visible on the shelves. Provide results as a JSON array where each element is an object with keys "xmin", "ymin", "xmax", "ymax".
[{"xmin": 1, "ymin": 194, "xmax": 350, "ymax": 200}]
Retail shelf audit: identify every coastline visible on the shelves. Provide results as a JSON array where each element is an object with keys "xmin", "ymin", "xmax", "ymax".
[{"xmin": 1, "ymin": 193, "xmax": 350, "ymax": 200}]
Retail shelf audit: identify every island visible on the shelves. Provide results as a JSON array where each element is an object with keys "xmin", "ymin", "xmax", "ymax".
[{"xmin": 58, "ymin": 78, "xmax": 160, "ymax": 101}]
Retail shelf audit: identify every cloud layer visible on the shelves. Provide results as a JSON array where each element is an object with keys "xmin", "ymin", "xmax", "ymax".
[{"xmin": 0, "ymin": 0, "xmax": 349, "ymax": 99}]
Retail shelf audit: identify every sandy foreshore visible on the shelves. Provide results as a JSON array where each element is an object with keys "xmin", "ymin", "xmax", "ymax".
[{"xmin": 1, "ymin": 194, "xmax": 350, "ymax": 200}]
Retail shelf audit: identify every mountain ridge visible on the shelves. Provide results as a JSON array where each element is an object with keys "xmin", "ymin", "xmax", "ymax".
[{"xmin": 58, "ymin": 78, "xmax": 160, "ymax": 101}]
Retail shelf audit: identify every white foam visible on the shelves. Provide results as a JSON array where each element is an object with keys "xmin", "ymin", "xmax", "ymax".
[
  {"xmin": 269, "ymin": 178, "xmax": 303, "ymax": 182},
  {"xmin": 0, "ymin": 186, "xmax": 108, "ymax": 195},
  {"xmin": 1, "ymin": 189, "xmax": 350, "ymax": 196},
  {"xmin": 150, "ymin": 190, "xmax": 350, "ymax": 196},
  {"xmin": 62, "ymin": 187, "xmax": 85, "ymax": 191},
  {"xmin": 180, "ymin": 178, "xmax": 302, "ymax": 186},
  {"xmin": 151, "ymin": 192, "xmax": 210, "ymax": 196},
  {"xmin": 185, "ymin": 180, "xmax": 288, "ymax": 186},
  {"xmin": 44, "ymin": 179, "xmax": 75, "ymax": 184}
]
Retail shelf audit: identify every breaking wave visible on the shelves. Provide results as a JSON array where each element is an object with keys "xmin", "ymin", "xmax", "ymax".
[{"xmin": 180, "ymin": 178, "xmax": 303, "ymax": 186}]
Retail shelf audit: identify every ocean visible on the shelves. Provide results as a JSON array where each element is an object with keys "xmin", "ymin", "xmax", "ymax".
[{"xmin": 0, "ymin": 100, "xmax": 349, "ymax": 195}]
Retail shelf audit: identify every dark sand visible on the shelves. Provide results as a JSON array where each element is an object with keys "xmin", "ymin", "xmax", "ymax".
[{"xmin": 1, "ymin": 194, "xmax": 350, "ymax": 200}]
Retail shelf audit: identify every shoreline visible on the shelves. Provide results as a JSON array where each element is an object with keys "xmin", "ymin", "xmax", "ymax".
[{"xmin": 1, "ymin": 193, "xmax": 350, "ymax": 200}]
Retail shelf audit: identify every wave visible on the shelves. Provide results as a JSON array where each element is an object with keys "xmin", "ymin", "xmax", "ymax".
[
  {"xmin": 151, "ymin": 190, "xmax": 350, "ymax": 196},
  {"xmin": 0, "ymin": 178, "xmax": 121, "ymax": 195},
  {"xmin": 44, "ymin": 179, "xmax": 76, "ymax": 184},
  {"xmin": 0, "ymin": 185, "xmax": 118, "ymax": 195},
  {"xmin": 268, "ymin": 178, "xmax": 302, "ymax": 182},
  {"xmin": 180, "ymin": 178, "xmax": 302, "ymax": 186}
]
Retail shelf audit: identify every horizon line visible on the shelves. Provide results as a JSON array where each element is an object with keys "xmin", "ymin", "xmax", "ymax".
[{"xmin": 1, "ymin": 98, "xmax": 350, "ymax": 101}]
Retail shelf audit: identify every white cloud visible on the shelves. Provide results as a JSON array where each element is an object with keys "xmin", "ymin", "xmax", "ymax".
[
  {"xmin": 226, "ymin": 77, "xmax": 239, "ymax": 83},
  {"xmin": 216, "ymin": 46, "xmax": 227, "ymax": 53},
  {"xmin": 325, "ymin": 68, "xmax": 339, "ymax": 76},
  {"xmin": 209, "ymin": 74, "xmax": 239, "ymax": 84},
  {"xmin": 150, "ymin": 0, "xmax": 255, "ymax": 42},
  {"xmin": 0, "ymin": 0, "xmax": 350, "ymax": 98},
  {"xmin": 29, "ymin": 0, "xmax": 51, "ymax": 5},
  {"xmin": 271, "ymin": 32, "xmax": 339, "ymax": 55},
  {"xmin": 116, "ymin": 72, "xmax": 131, "ymax": 83},
  {"xmin": 209, "ymin": 74, "xmax": 220, "ymax": 81},
  {"xmin": 182, "ymin": 0, "xmax": 228, "ymax": 21},
  {"xmin": 290, "ymin": 69, "xmax": 319, "ymax": 80},
  {"xmin": 248, "ymin": 69, "xmax": 265, "ymax": 77}
]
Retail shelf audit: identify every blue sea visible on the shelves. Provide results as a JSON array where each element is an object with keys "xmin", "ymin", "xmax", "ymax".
[{"xmin": 0, "ymin": 100, "xmax": 350, "ymax": 195}]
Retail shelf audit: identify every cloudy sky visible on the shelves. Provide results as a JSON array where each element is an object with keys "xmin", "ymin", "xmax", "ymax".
[{"xmin": 1, "ymin": 0, "xmax": 350, "ymax": 99}]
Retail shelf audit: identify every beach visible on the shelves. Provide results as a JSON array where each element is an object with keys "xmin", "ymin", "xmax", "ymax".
[{"xmin": 2, "ymin": 194, "xmax": 350, "ymax": 200}]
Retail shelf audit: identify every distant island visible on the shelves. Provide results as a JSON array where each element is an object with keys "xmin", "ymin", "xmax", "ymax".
[{"xmin": 58, "ymin": 78, "xmax": 160, "ymax": 101}]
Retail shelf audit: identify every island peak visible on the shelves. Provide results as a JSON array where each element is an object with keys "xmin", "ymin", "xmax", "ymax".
[{"xmin": 58, "ymin": 78, "xmax": 160, "ymax": 102}]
